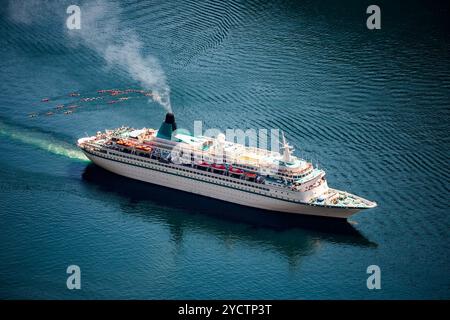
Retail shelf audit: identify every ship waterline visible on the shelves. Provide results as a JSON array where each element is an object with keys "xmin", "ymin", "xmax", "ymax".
[{"xmin": 78, "ymin": 113, "xmax": 376, "ymax": 219}]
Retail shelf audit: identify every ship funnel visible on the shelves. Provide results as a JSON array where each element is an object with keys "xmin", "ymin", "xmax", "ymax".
[
  {"xmin": 165, "ymin": 112, "xmax": 177, "ymax": 131},
  {"xmin": 157, "ymin": 112, "xmax": 177, "ymax": 140}
]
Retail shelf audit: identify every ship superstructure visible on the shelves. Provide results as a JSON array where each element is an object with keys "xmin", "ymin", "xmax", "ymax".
[{"xmin": 78, "ymin": 113, "xmax": 376, "ymax": 218}]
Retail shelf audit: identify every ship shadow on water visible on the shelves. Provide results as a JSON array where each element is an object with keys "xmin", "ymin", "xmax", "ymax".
[{"xmin": 81, "ymin": 163, "xmax": 376, "ymax": 258}]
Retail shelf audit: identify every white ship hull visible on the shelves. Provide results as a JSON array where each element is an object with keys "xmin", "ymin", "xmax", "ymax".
[{"xmin": 82, "ymin": 150, "xmax": 361, "ymax": 219}]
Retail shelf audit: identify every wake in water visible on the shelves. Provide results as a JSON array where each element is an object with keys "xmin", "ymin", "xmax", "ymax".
[{"xmin": 0, "ymin": 119, "xmax": 88, "ymax": 162}]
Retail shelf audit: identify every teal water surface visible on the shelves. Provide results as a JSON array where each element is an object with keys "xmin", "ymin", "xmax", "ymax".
[{"xmin": 0, "ymin": 0, "xmax": 449, "ymax": 299}]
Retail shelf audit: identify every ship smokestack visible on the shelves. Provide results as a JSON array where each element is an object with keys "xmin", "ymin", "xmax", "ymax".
[
  {"xmin": 157, "ymin": 112, "xmax": 177, "ymax": 140},
  {"xmin": 165, "ymin": 112, "xmax": 177, "ymax": 131}
]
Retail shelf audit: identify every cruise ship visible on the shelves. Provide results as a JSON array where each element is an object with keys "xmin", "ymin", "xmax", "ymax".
[{"xmin": 77, "ymin": 113, "xmax": 377, "ymax": 219}]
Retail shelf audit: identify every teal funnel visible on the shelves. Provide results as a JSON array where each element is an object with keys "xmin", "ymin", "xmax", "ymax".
[{"xmin": 157, "ymin": 113, "xmax": 177, "ymax": 140}]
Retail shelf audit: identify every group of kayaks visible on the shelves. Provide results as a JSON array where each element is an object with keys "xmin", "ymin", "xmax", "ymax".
[
  {"xmin": 32, "ymin": 88, "xmax": 155, "ymax": 119},
  {"xmin": 97, "ymin": 88, "xmax": 152, "ymax": 97}
]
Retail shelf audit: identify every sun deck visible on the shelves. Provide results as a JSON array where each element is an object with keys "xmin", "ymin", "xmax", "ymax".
[{"xmin": 311, "ymin": 188, "xmax": 377, "ymax": 209}]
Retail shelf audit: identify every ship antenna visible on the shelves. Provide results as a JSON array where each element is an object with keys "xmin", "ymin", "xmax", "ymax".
[{"xmin": 281, "ymin": 132, "xmax": 294, "ymax": 163}]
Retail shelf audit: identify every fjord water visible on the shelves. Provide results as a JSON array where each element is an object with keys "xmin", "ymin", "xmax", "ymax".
[{"xmin": 0, "ymin": 0, "xmax": 449, "ymax": 299}]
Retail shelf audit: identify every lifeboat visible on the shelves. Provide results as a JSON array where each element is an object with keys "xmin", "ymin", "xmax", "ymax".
[
  {"xmin": 211, "ymin": 163, "xmax": 226, "ymax": 171},
  {"xmin": 41, "ymin": 98, "xmax": 50, "ymax": 102},
  {"xmin": 136, "ymin": 145, "xmax": 152, "ymax": 152},
  {"xmin": 196, "ymin": 161, "xmax": 210, "ymax": 168},
  {"xmin": 244, "ymin": 172, "xmax": 257, "ymax": 178},
  {"xmin": 229, "ymin": 167, "xmax": 244, "ymax": 175},
  {"xmin": 116, "ymin": 140, "xmax": 125, "ymax": 145},
  {"xmin": 116, "ymin": 139, "xmax": 135, "ymax": 147}
]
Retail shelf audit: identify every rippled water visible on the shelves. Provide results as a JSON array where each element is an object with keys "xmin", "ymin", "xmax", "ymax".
[{"xmin": 0, "ymin": 0, "xmax": 449, "ymax": 299}]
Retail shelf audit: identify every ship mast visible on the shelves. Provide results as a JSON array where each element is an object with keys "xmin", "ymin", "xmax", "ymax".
[{"xmin": 281, "ymin": 132, "xmax": 294, "ymax": 163}]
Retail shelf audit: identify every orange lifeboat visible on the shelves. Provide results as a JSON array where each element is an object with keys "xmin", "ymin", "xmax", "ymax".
[
  {"xmin": 136, "ymin": 145, "xmax": 152, "ymax": 152},
  {"xmin": 244, "ymin": 172, "xmax": 257, "ymax": 178}
]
